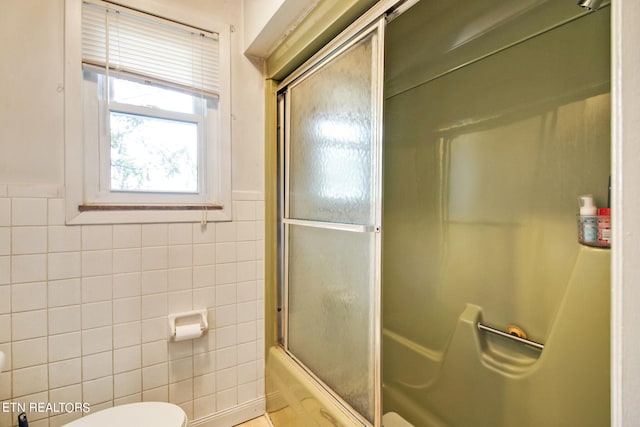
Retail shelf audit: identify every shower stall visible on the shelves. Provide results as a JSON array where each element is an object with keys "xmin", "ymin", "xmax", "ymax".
[{"xmin": 265, "ymin": 1, "xmax": 611, "ymax": 426}]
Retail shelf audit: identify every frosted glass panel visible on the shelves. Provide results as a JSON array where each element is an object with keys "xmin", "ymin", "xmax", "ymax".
[
  {"xmin": 289, "ymin": 34, "xmax": 375, "ymax": 225},
  {"xmin": 288, "ymin": 225, "xmax": 375, "ymax": 421}
]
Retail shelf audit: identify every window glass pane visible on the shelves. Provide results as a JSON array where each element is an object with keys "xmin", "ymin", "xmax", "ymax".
[
  {"xmin": 110, "ymin": 76, "xmax": 198, "ymax": 114},
  {"xmin": 110, "ymin": 112, "xmax": 198, "ymax": 193}
]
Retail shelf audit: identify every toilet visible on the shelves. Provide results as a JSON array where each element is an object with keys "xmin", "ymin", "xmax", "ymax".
[{"xmin": 64, "ymin": 402, "xmax": 188, "ymax": 427}]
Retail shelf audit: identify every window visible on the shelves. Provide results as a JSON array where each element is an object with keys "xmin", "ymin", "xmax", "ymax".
[{"xmin": 65, "ymin": 0, "xmax": 231, "ymax": 224}]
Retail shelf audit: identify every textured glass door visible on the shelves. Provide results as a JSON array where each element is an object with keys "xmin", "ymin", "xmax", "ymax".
[{"xmin": 279, "ymin": 21, "xmax": 384, "ymax": 425}]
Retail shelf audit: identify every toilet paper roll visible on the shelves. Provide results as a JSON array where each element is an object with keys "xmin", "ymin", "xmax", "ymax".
[{"xmin": 174, "ymin": 324, "xmax": 203, "ymax": 341}]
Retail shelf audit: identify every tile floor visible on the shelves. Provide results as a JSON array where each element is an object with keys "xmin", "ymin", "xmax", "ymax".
[{"xmin": 234, "ymin": 415, "xmax": 272, "ymax": 427}]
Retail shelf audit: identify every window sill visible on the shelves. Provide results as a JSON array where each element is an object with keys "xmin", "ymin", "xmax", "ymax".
[{"xmin": 78, "ymin": 204, "xmax": 223, "ymax": 212}]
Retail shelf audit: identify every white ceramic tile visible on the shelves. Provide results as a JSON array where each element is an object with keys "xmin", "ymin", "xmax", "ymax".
[
  {"xmin": 113, "ymin": 248, "xmax": 141, "ymax": 274},
  {"xmin": 12, "ymin": 254, "xmax": 47, "ymax": 283},
  {"xmin": 168, "ymin": 339, "xmax": 194, "ymax": 361},
  {"xmin": 81, "ymin": 225, "xmax": 112, "ymax": 250},
  {"xmin": 167, "ymin": 290, "xmax": 192, "ymax": 314},
  {"xmin": 215, "ymin": 305, "xmax": 236, "ymax": 328},
  {"xmin": 12, "ymin": 226, "xmax": 46, "ymax": 255},
  {"xmin": 48, "ymin": 278, "xmax": 81, "ymax": 308},
  {"xmin": 113, "ymin": 321, "xmax": 141, "ymax": 349},
  {"xmin": 82, "ymin": 250, "xmax": 113, "ymax": 277},
  {"xmin": 142, "ymin": 385, "xmax": 168, "ymax": 402},
  {"xmin": 216, "ymin": 366, "xmax": 237, "ymax": 391},
  {"xmin": 0, "ymin": 314, "xmax": 11, "ymax": 343},
  {"xmin": 141, "ymin": 270, "xmax": 168, "ymax": 295},
  {"xmin": 142, "ymin": 362, "xmax": 168, "ymax": 391},
  {"xmin": 0, "ymin": 285, "xmax": 10, "ymax": 314},
  {"xmin": 141, "ymin": 224, "xmax": 168, "ymax": 247},
  {"xmin": 49, "ymin": 332, "xmax": 81, "ymax": 362},
  {"xmin": 114, "ymin": 391, "xmax": 142, "ymax": 406},
  {"xmin": 49, "ymin": 384, "xmax": 82, "ymax": 406},
  {"xmin": 141, "ymin": 294, "xmax": 167, "ymax": 320},
  {"xmin": 141, "ymin": 246, "xmax": 168, "ymax": 271},
  {"xmin": 237, "ymin": 361, "xmax": 258, "ymax": 385},
  {"xmin": 216, "ymin": 326, "xmax": 237, "ymax": 349},
  {"xmin": 113, "ymin": 297, "xmax": 141, "ymax": 325},
  {"xmin": 47, "ymin": 198, "xmax": 66, "ymax": 226},
  {"xmin": 216, "ymin": 387, "xmax": 237, "ymax": 411},
  {"xmin": 82, "ymin": 301, "xmax": 112, "ymax": 329},
  {"xmin": 12, "ymin": 390, "xmax": 50, "ymax": 422},
  {"xmin": 82, "ymin": 351, "xmax": 112, "ymax": 381},
  {"xmin": 256, "ymin": 260, "xmax": 265, "ymax": 280},
  {"xmin": 237, "ymin": 222, "xmax": 257, "ymax": 242},
  {"xmin": 237, "ymin": 301, "xmax": 257, "ymax": 324},
  {"xmin": 237, "ymin": 281, "xmax": 257, "ymax": 303},
  {"xmin": 177, "ymin": 400, "xmax": 194, "ymax": 421},
  {"xmin": 12, "ymin": 282, "xmax": 47, "ymax": 312},
  {"xmin": 141, "ymin": 317, "xmax": 167, "ymax": 343},
  {"xmin": 0, "ymin": 198, "xmax": 10, "ymax": 226},
  {"xmin": 216, "ymin": 242, "xmax": 237, "ymax": 263},
  {"xmin": 169, "ymin": 378, "xmax": 193, "ymax": 404},
  {"xmin": 0, "ymin": 257, "xmax": 9, "ymax": 285},
  {"xmin": 237, "ymin": 241, "xmax": 257, "ymax": 262},
  {"xmin": 114, "ymin": 345, "xmax": 141, "ymax": 374},
  {"xmin": 194, "ymin": 372, "xmax": 216, "ymax": 398},
  {"xmin": 193, "ymin": 394, "xmax": 216, "ymax": 419},
  {"xmin": 169, "ymin": 357, "xmax": 193, "ymax": 383},
  {"xmin": 233, "ymin": 201, "xmax": 256, "ymax": 222},
  {"xmin": 13, "ymin": 364, "xmax": 48, "ymax": 397},
  {"xmin": 193, "ymin": 351, "xmax": 215, "ymax": 376},
  {"xmin": 81, "ymin": 275, "xmax": 112, "ymax": 303},
  {"xmin": 215, "ymin": 222, "xmax": 236, "ymax": 243},
  {"xmin": 168, "ymin": 245, "xmax": 192, "ymax": 269},
  {"xmin": 237, "ymin": 261, "xmax": 256, "ymax": 282},
  {"xmin": 83, "ymin": 376, "xmax": 113, "ymax": 405},
  {"xmin": 11, "ymin": 198, "xmax": 47, "ymax": 226},
  {"xmin": 114, "ymin": 369, "xmax": 142, "ymax": 398},
  {"xmin": 142, "ymin": 340, "xmax": 168, "ymax": 367},
  {"xmin": 216, "ymin": 284, "xmax": 236, "ymax": 307},
  {"xmin": 216, "ymin": 346, "xmax": 237, "ymax": 371},
  {"xmin": 48, "ymin": 251, "xmax": 82, "ymax": 281},
  {"xmin": 168, "ymin": 223, "xmax": 192, "ymax": 245},
  {"xmin": 238, "ymin": 381, "xmax": 258, "ymax": 404},
  {"xmin": 113, "ymin": 272, "xmax": 141, "ymax": 299},
  {"xmin": 8, "ymin": 184, "xmax": 59, "ymax": 198},
  {"xmin": 0, "ymin": 227, "xmax": 10, "ymax": 256},
  {"xmin": 215, "ymin": 263, "xmax": 236, "ymax": 285},
  {"xmin": 82, "ymin": 326, "xmax": 113, "ymax": 355},
  {"xmin": 237, "ymin": 341, "xmax": 256, "ymax": 365},
  {"xmin": 12, "ymin": 337, "xmax": 47, "ymax": 369},
  {"xmin": 192, "ymin": 286, "xmax": 215, "ymax": 310},
  {"xmin": 48, "ymin": 306, "xmax": 81, "ymax": 335},
  {"xmin": 237, "ymin": 322, "xmax": 257, "ymax": 344},
  {"xmin": 193, "ymin": 265, "xmax": 215, "ymax": 288},
  {"xmin": 193, "ymin": 244, "xmax": 215, "ymax": 266},
  {"xmin": 12, "ymin": 310, "xmax": 47, "ymax": 340},
  {"xmin": 113, "ymin": 224, "xmax": 141, "ymax": 249},
  {"xmin": 168, "ymin": 267, "xmax": 192, "ymax": 291},
  {"xmin": 193, "ymin": 223, "xmax": 215, "ymax": 244}
]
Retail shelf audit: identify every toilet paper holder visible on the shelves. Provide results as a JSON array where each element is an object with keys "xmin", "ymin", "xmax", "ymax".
[{"xmin": 168, "ymin": 309, "xmax": 209, "ymax": 341}]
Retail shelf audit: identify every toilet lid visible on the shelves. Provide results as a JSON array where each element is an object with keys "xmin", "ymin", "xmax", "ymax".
[{"xmin": 64, "ymin": 402, "xmax": 188, "ymax": 427}]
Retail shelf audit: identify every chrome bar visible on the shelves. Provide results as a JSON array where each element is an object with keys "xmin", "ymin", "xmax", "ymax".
[{"xmin": 477, "ymin": 323, "xmax": 545, "ymax": 351}]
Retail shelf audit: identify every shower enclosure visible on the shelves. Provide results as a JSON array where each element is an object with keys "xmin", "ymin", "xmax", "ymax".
[{"xmin": 266, "ymin": 1, "xmax": 611, "ymax": 426}]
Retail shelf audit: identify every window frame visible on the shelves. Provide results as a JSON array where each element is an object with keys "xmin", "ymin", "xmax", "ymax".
[{"xmin": 64, "ymin": 0, "xmax": 232, "ymax": 224}]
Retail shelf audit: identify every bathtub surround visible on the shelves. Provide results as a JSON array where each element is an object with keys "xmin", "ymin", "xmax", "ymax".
[{"xmin": 0, "ymin": 184, "xmax": 265, "ymax": 427}]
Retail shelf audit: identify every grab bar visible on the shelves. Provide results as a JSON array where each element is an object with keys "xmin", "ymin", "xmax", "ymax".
[{"xmin": 477, "ymin": 323, "xmax": 545, "ymax": 351}]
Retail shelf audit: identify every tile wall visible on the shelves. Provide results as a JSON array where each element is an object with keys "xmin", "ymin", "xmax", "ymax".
[{"xmin": 0, "ymin": 185, "xmax": 265, "ymax": 427}]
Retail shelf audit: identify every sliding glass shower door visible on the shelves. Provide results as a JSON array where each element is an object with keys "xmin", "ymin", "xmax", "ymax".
[{"xmin": 278, "ymin": 21, "xmax": 384, "ymax": 424}]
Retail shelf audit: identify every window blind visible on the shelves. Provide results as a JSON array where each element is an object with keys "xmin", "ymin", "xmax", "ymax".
[{"xmin": 82, "ymin": 0, "xmax": 220, "ymax": 97}]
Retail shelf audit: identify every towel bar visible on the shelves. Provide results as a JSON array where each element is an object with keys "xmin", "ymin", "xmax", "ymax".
[{"xmin": 478, "ymin": 323, "xmax": 544, "ymax": 351}]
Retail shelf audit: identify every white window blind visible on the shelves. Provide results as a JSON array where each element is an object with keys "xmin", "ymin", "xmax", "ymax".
[{"xmin": 81, "ymin": 0, "xmax": 220, "ymax": 97}]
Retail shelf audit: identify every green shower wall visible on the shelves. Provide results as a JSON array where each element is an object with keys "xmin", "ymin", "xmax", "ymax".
[{"xmin": 382, "ymin": 2, "xmax": 610, "ymax": 426}]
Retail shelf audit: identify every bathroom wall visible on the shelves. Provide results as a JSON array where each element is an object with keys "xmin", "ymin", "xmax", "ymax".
[{"xmin": 0, "ymin": 0, "xmax": 266, "ymax": 426}]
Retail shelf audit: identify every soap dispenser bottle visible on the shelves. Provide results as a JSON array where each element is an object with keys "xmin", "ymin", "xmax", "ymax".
[{"xmin": 578, "ymin": 194, "xmax": 598, "ymax": 245}]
